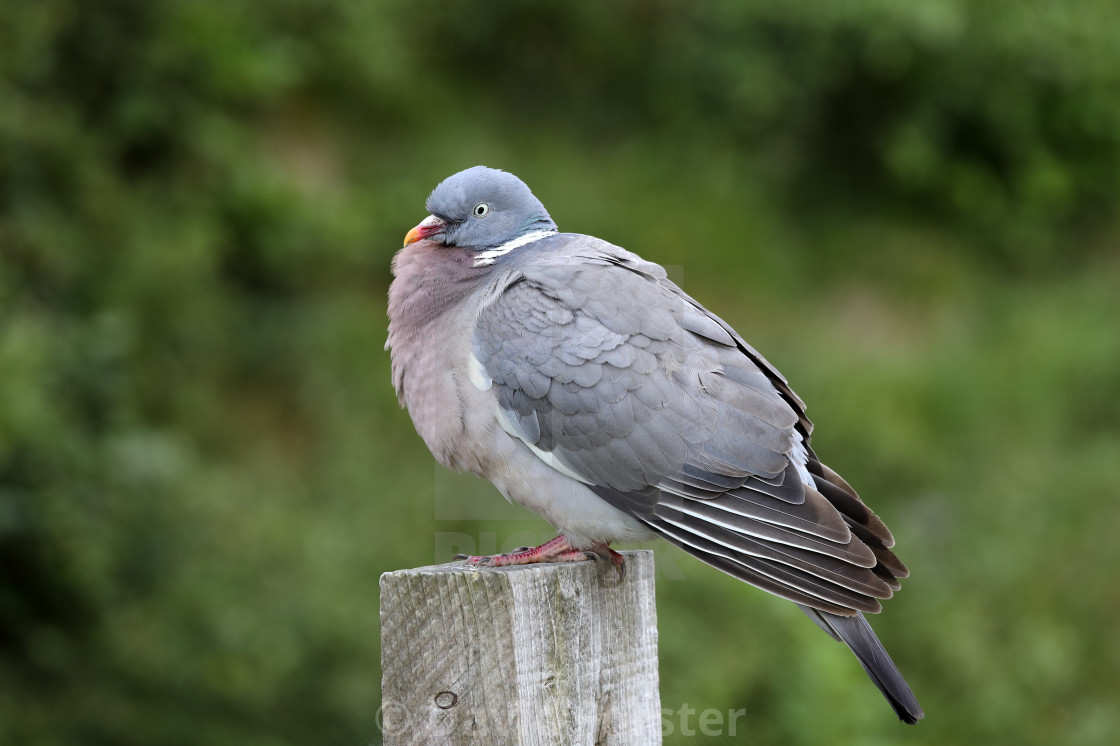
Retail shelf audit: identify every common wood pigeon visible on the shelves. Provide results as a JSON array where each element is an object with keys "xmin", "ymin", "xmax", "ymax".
[{"xmin": 387, "ymin": 166, "xmax": 924, "ymax": 724}]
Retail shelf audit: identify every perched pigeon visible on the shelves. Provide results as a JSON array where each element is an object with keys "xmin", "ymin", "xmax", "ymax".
[{"xmin": 387, "ymin": 166, "xmax": 924, "ymax": 724}]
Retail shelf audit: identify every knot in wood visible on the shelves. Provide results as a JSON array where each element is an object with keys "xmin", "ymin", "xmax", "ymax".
[{"xmin": 434, "ymin": 691, "xmax": 458, "ymax": 709}]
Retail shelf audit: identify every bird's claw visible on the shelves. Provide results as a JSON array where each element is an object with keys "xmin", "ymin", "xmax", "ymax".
[
  {"xmin": 453, "ymin": 537, "xmax": 623, "ymax": 581},
  {"xmin": 584, "ymin": 543, "xmax": 626, "ymax": 582}
]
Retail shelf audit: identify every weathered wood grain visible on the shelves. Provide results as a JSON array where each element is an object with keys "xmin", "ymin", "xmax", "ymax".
[{"xmin": 379, "ymin": 551, "xmax": 660, "ymax": 745}]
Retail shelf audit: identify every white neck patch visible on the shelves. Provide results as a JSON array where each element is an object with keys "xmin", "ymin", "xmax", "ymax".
[{"xmin": 473, "ymin": 230, "xmax": 556, "ymax": 267}]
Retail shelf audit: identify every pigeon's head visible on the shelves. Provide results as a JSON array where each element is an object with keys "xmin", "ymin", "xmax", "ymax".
[{"xmin": 403, "ymin": 166, "xmax": 557, "ymax": 250}]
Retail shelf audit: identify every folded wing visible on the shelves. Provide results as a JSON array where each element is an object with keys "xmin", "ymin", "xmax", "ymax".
[{"xmin": 472, "ymin": 239, "xmax": 909, "ymax": 617}]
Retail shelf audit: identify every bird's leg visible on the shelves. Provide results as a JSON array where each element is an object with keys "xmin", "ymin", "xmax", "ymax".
[
  {"xmin": 583, "ymin": 541, "xmax": 627, "ymax": 581},
  {"xmin": 459, "ymin": 535, "xmax": 590, "ymax": 568}
]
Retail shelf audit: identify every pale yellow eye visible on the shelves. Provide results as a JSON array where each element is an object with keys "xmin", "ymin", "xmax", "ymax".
[{"xmin": 473, "ymin": 203, "xmax": 489, "ymax": 217}]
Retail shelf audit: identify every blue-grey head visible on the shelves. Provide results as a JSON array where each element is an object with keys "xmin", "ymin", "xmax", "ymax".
[{"xmin": 403, "ymin": 166, "xmax": 558, "ymax": 250}]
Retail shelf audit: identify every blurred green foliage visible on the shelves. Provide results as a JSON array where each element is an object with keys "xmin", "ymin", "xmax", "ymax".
[{"xmin": 2, "ymin": 1, "xmax": 1118, "ymax": 744}]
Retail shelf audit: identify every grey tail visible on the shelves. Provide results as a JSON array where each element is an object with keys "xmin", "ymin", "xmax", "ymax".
[{"xmin": 798, "ymin": 605, "xmax": 925, "ymax": 724}]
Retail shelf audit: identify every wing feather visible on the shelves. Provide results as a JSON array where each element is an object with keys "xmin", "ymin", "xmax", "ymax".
[
  {"xmin": 656, "ymin": 493, "xmax": 873, "ymax": 568},
  {"xmin": 647, "ymin": 515, "xmax": 883, "ymax": 614}
]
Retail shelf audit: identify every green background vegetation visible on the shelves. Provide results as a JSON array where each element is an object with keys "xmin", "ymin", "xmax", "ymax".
[{"xmin": 3, "ymin": 1, "xmax": 1118, "ymax": 744}]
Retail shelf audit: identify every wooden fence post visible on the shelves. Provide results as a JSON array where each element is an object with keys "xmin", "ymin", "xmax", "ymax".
[{"xmin": 379, "ymin": 550, "xmax": 661, "ymax": 745}]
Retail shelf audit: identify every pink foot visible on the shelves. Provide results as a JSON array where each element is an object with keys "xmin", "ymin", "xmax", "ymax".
[
  {"xmin": 459, "ymin": 535, "xmax": 588, "ymax": 568},
  {"xmin": 457, "ymin": 536, "xmax": 626, "ymax": 581}
]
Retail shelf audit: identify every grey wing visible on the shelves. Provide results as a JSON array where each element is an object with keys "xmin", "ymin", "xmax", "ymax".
[{"xmin": 473, "ymin": 250, "xmax": 909, "ymax": 616}]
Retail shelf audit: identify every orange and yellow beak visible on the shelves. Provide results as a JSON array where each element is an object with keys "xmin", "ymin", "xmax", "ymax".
[{"xmin": 403, "ymin": 214, "xmax": 446, "ymax": 247}]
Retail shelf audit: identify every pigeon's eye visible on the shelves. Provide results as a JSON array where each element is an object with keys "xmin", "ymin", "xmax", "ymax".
[{"xmin": 473, "ymin": 203, "xmax": 489, "ymax": 217}]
